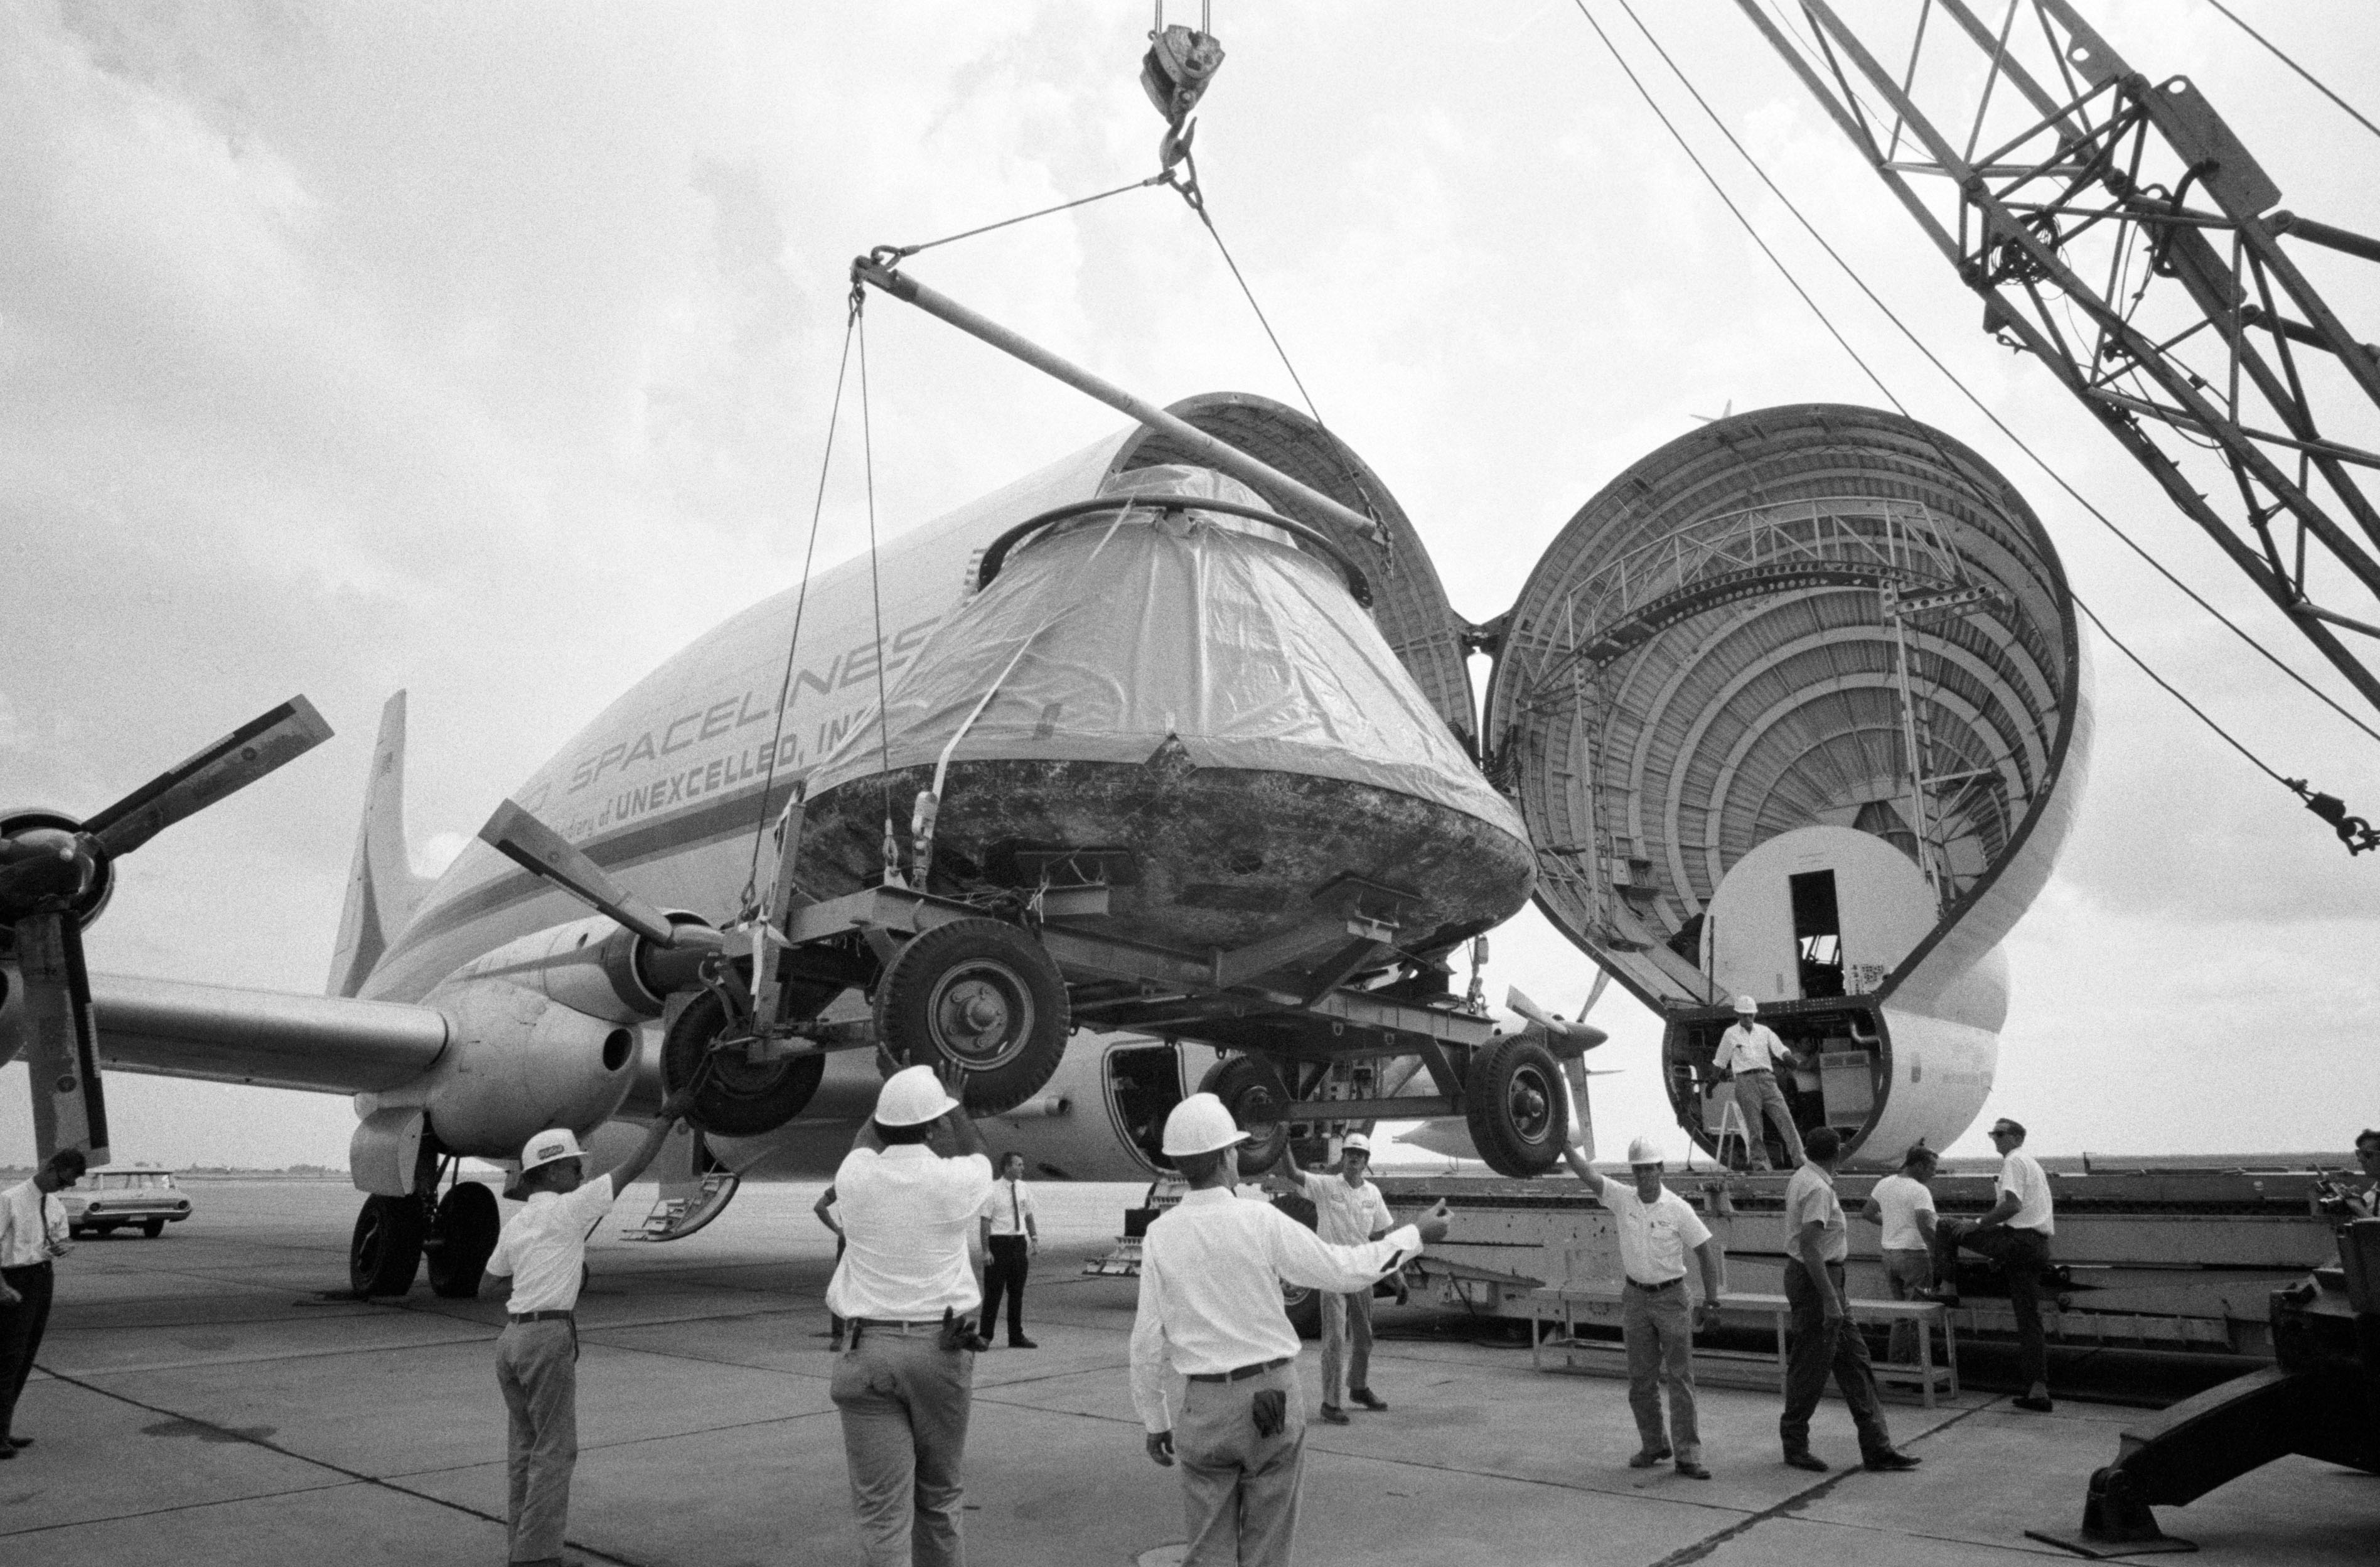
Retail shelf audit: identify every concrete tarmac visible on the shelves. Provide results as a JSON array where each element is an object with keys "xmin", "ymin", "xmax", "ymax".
[{"xmin": 3, "ymin": 1177, "xmax": 2372, "ymax": 1566}]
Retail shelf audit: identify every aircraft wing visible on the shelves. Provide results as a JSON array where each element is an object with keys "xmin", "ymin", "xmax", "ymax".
[{"xmin": 32, "ymin": 972, "xmax": 451, "ymax": 1096}]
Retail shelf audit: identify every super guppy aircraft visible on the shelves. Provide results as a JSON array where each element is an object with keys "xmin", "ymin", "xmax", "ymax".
[{"xmin": 0, "ymin": 391, "xmax": 2086, "ymax": 1295}]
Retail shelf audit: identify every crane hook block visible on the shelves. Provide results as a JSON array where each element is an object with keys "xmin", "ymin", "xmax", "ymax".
[
  {"xmin": 2290, "ymin": 780, "xmax": 2380, "ymax": 856},
  {"xmin": 1142, "ymin": 24, "xmax": 1224, "ymax": 136}
]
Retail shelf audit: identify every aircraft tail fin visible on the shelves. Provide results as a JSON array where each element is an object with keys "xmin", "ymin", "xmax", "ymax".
[{"xmin": 326, "ymin": 692, "xmax": 434, "ymax": 998}]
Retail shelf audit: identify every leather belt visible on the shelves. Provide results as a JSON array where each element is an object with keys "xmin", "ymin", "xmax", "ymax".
[
  {"xmin": 1737, "ymin": 1068, "xmax": 1774, "ymax": 1076},
  {"xmin": 850, "ymin": 1318, "xmax": 946, "ymax": 1333},
  {"xmin": 508, "ymin": 1310, "xmax": 576, "ymax": 1323},
  {"xmin": 1626, "ymin": 1277, "xmax": 1684, "ymax": 1291},
  {"xmin": 1187, "ymin": 1355, "xmax": 1290, "ymax": 1384}
]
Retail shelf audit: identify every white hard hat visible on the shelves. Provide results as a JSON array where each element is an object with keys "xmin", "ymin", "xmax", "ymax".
[
  {"xmin": 520, "ymin": 1128, "xmax": 586, "ymax": 1173},
  {"xmin": 1626, "ymin": 1136, "xmax": 1667, "ymax": 1166},
  {"xmin": 1733, "ymin": 994, "xmax": 1759, "ymax": 1014},
  {"xmin": 1162, "ymin": 1092, "xmax": 1251, "ymax": 1157},
  {"xmin": 1342, "ymin": 1133, "xmax": 1373, "ymax": 1155},
  {"xmin": 875, "ymin": 1064, "xmax": 960, "ymax": 1128}
]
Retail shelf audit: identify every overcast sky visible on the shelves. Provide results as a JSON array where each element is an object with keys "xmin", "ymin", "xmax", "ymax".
[{"xmin": 3, "ymin": 1, "xmax": 2375, "ymax": 1170}]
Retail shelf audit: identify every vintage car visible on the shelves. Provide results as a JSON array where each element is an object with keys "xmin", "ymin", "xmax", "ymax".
[{"xmin": 63, "ymin": 1163, "xmax": 194, "ymax": 1238}]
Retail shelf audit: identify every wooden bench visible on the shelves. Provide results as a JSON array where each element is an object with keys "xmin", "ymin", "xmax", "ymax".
[{"xmin": 1527, "ymin": 1285, "xmax": 1959, "ymax": 1408}]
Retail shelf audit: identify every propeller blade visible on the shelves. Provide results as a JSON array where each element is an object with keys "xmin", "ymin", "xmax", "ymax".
[
  {"xmin": 86, "ymin": 697, "xmax": 335, "ymax": 858},
  {"xmin": 478, "ymin": 799, "xmax": 680, "ymax": 945},
  {"xmin": 1579, "ymin": 967, "xmax": 1611, "ymax": 1018},
  {"xmin": 12, "ymin": 912, "xmax": 111, "ymax": 1166},
  {"xmin": 1505, "ymin": 985, "xmax": 1562, "ymax": 1033}
]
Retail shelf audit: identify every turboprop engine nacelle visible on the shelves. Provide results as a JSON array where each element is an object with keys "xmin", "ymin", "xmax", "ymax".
[
  {"xmin": 448, "ymin": 913, "xmax": 722, "ymax": 1025},
  {"xmin": 355, "ymin": 979, "xmax": 639, "ymax": 1167}
]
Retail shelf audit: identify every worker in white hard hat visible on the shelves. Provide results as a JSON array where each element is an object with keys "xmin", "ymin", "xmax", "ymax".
[
  {"xmin": 1265, "ymin": 1132, "xmax": 1395, "ymax": 1423},
  {"xmin": 1131, "ymin": 1093, "xmax": 1452, "ymax": 1567},
  {"xmin": 1712, "ymin": 995, "xmax": 1806, "ymax": 1171},
  {"xmin": 484, "ymin": 1087, "xmax": 698, "ymax": 1567},
  {"xmin": 1559, "ymin": 1126, "xmax": 1727, "ymax": 1479},
  {"xmin": 825, "ymin": 1062, "xmax": 995, "ymax": 1567}
]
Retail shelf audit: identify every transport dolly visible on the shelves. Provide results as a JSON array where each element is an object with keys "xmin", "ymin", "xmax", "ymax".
[
  {"xmin": 617, "ymin": 792, "xmax": 1579, "ymax": 1176},
  {"xmin": 2027, "ymin": 1217, "xmax": 2380, "ymax": 1557}
]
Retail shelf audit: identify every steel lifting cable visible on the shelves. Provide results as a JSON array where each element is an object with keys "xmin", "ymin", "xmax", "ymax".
[
  {"xmin": 871, "ymin": 172, "xmax": 1180, "ymax": 271},
  {"xmin": 855, "ymin": 297, "xmax": 900, "ymax": 863},
  {"xmin": 739, "ymin": 292, "xmax": 862, "ymax": 913},
  {"xmin": 1573, "ymin": 0, "xmax": 2380, "ymax": 798},
  {"xmin": 2204, "ymin": 0, "xmax": 2380, "ymax": 146}
]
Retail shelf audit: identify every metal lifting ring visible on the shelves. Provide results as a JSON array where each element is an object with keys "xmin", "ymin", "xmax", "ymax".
[{"xmin": 973, "ymin": 495, "xmax": 1373, "ymax": 605}]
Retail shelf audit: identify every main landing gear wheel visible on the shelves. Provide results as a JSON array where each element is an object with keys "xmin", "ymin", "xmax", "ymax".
[
  {"xmin": 1200, "ymin": 1055, "xmax": 1292, "ymax": 1176},
  {"xmin": 1466, "ymin": 1035, "xmax": 1568, "ymax": 1177},
  {"xmin": 664, "ymin": 988, "xmax": 827, "ymax": 1137},
  {"xmin": 350, "ymin": 1193, "xmax": 426, "ymax": 1296},
  {"xmin": 874, "ymin": 920, "xmax": 1069, "ymax": 1116},
  {"xmin": 427, "ymin": 1182, "xmax": 501, "ymax": 1299}
]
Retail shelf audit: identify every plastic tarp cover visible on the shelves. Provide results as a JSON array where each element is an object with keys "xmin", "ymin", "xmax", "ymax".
[{"xmin": 806, "ymin": 466, "xmax": 1525, "ymax": 837}]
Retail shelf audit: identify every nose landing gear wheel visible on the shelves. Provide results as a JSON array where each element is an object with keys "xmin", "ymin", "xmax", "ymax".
[
  {"xmin": 1465, "ymin": 1035, "xmax": 1568, "ymax": 1177},
  {"xmin": 428, "ymin": 1182, "xmax": 501, "ymax": 1299},
  {"xmin": 663, "ymin": 987, "xmax": 828, "ymax": 1136},
  {"xmin": 874, "ymin": 919, "xmax": 1069, "ymax": 1115},
  {"xmin": 350, "ymin": 1193, "xmax": 426, "ymax": 1296},
  {"xmin": 1200, "ymin": 1055, "xmax": 1293, "ymax": 1176}
]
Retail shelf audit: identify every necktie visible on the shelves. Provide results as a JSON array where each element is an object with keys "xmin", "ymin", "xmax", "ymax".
[{"xmin": 1010, "ymin": 1182, "xmax": 1021, "ymax": 1231}]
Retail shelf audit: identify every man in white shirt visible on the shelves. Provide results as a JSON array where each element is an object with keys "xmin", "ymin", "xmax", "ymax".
[
  {"xmin": 827, "ymin": 1064, "xmax": 995, "ymax": 1567},
  {"xmin": 1560, "ymin": 1133, "xmax": 1725, "ymax": 1478},
  {"xmin": 0, "ymin": 1148, "xmax": 85, "ymax": 1460},
  {"xmin": 1268, "ymin": 1132, "xmax": 1395, "ymax": 1422},
  {"xmin": 1858, "ymin": 1146, "xmax": 1940, "ymax": 1364},
  {"xmin": 1132, "ymin": 1094, "xmax": 1450, "ymax": 1567},
  {"xmin": 1779, "ymin": 1126, "xmax": 1919, "ymax": 1473},
  {"xmin": 2315, "ymin": 1129, "xmax": 2380, "ymax": 1219},
  {"xmin": 1712, "ymin": 996, "xmax": 1805, "ymax": 1170},
  {"xmin": 484, "ymin": 1091, "xmax": 692, "ymax": 1567},
  {"xmin": 977, "ymin": 1153, "xmax": 1040, "ymax": 1349},
  {"xmin": 1935, "ymin": 1116, "xmax": 2055, "ymax": 1412}
]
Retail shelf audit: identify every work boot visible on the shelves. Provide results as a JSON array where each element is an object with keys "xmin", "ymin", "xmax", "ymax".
[
  {"xmin": 1009, "ymin": 1336, "xmax": 1038, "ymax": 1349},
  {"xmin": 1782, "ymin": 1450, "xmax": 1829, "ymax": 1472},
  {"xmin": 1863, "ymin": 1450, "xmax": 1922, "ymax": 1472},
  {"xmin": 1627, "ymin": 1446, "xmax": 1673, "ymax": 1468},
  {"xmin": 1349, "ymin": 1387, "xmax": 1386, "ymax": 1411},
  {"xmin": 2013, "ymin": 1392, "xmax": 2054, "ymax": 1413},
  {"xmin": 1674, "ymin": 1460, "xmax": 1711, "ymax": 1480},
  {"xmin": 1318, "ymin": 1404, "xmax": 1350, "ymax": 1425}
]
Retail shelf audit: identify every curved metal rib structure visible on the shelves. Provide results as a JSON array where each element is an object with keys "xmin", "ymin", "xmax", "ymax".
[{"xmin": 1484, "ymin": 405, "xmax": 2089, "ymax": 1161}]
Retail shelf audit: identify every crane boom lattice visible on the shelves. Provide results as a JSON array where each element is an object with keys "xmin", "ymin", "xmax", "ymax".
[{"xmin": 1737, "ymin": 0, "xmax": 2380, "ymax": 719}]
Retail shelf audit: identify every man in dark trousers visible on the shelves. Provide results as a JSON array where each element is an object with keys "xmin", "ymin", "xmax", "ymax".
[
  {"xmin": 0, "ymin": 1148, "xmax": 85, "ymax": 1458},
  {"xmin": 1934, "ymin": 1116, "xmax": 2056, "ymax": 1411},
  {"xmin": 977, "ymin": 1153, "xmax": 1040, "ymax": 1349},
  {"xmin": 1779, "ymin": 1126, "xmax": 1921, "ymax": 1473}
]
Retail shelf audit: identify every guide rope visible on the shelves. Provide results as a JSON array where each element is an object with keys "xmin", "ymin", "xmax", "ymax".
[
  {"xmin": 739, "ymin": 291, "xmax": 860, "ymax": 913},
  {"xmin": 855, "ymin": 298, "xmax": 901, "ymax": 883},
  {"xmin": 2205, "ymin": 0, "xmax": 2380, "ymax": 146}
]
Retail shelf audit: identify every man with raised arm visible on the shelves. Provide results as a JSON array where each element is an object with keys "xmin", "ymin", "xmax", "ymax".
[
  {"xmin": 1560, "ymin": 1131, "xmax": 1725, "ymax": 1479},
  {"xmin": 826, "ymin": 1064, "xmax": 996, "ymax": 1567},
  {"xmin": 485, "ymin": 1089, "xmax": 697, "ymax": 1567},
  {"xmin": 1132, "ymin": 1094, "xmax": 1450, "ymax": 1567},
  {"xmin": 1267, "ymin": 1132, "xmax": 1395, "ymax": 1422}
]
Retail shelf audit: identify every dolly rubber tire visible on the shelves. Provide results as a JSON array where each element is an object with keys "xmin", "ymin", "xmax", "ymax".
[
  {"xmin": 664, "ymin": 988, "xmax": 827, "ymax": 1137},
  {"xmin": 1199, "ymin": 1055, "xmax": 1293, "ymax": 1176},
  {"xmin": 427, "ymin": 1182, "xmax": 501, "ymax": 1299},
  {"xmin": 1464, "ymin": 1035, "xmax": 1568, "ymax": 1177},
  {"xmin": 874, "ymin": 920, "xmax": 1069, "ymax": 1116},
  {"xmin": 350, "ymin": 1193, "xmax": 426, "ymax": 1297}
]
